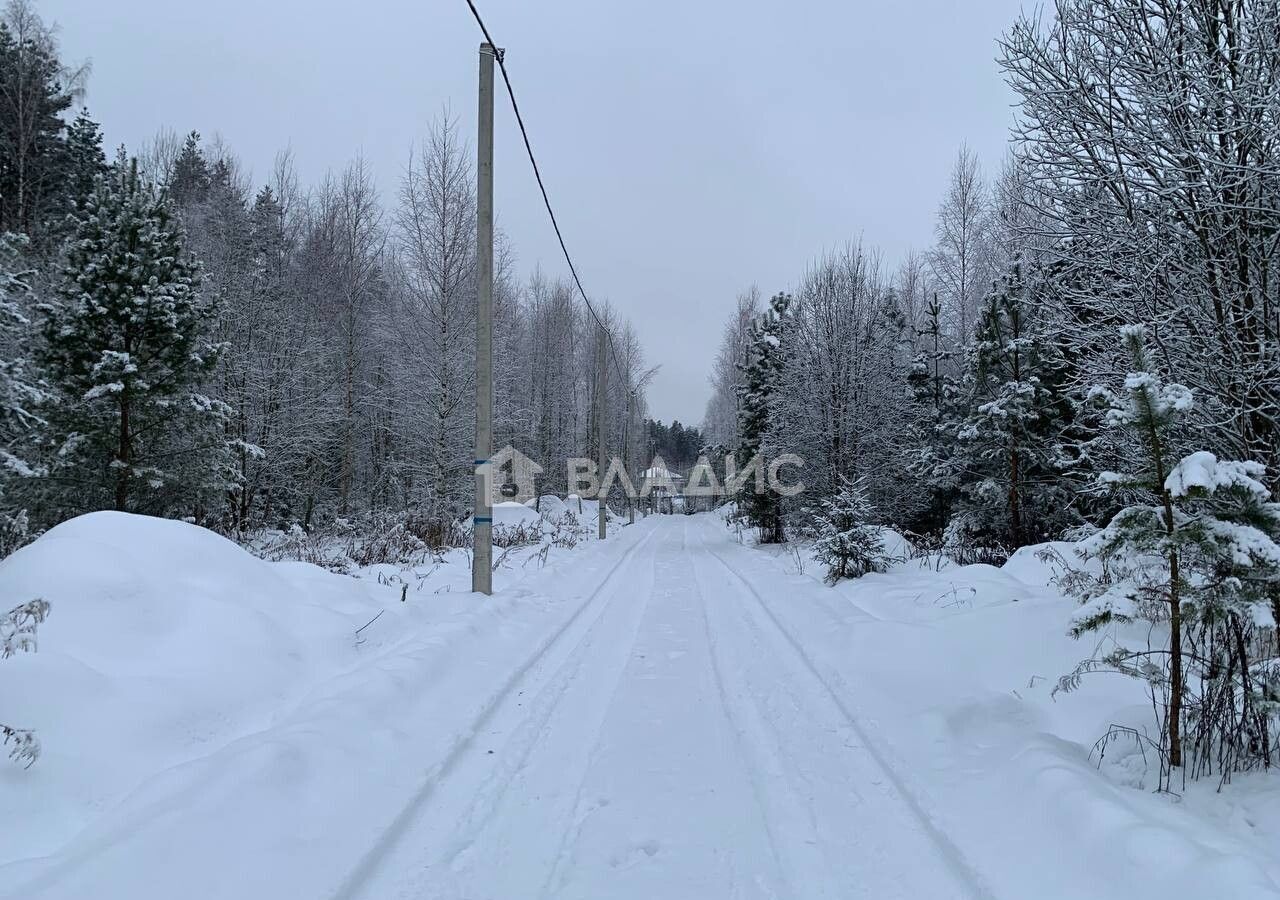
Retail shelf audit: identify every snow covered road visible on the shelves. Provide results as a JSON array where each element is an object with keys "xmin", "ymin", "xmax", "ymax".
[
  {"xmin": 344, "ymin": 516, "xmax": 985, "ymax": 900},
  {"xmin": 6, "ymin": 511, "xmax": 1279, "ymax": 899}
]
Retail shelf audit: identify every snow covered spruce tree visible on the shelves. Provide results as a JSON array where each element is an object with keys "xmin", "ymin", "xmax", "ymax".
[
  {"xmin": 906, "ymin": 292, "xmax": 964, "ymax": 536},
  {"xmin": 37, "ymin": 158, "xmax": 233, "ymax": 521},
  {"xmin": 946, "ymin": 262, "xmax": 1076, "ymax": 551},
  {"xmin": 62, "ymin": 109, "xmax": 107, "ymax": 215},
  {"xmin": 812, "ymin": 476, "xmax": 889, "ymax": 584},
  {"xmin": 736, "ymin": 291, "xmax": 791, "ymax": 544},
  {"xmin": 1066, "ymin": 325, "xmax": 1280, "ymax": 778}
]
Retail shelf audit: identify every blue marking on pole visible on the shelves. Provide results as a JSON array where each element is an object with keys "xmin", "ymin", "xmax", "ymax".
[
  {"xmin": 474, "ymin": 516, "xmax": 493, "ymax": 523},
  {"xmin": 474, "ymin": 459, "xmax": 489, "ymax": 466}
]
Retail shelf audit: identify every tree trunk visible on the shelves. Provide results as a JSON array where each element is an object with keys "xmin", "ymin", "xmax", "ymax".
[
  {"xmin": 1167, "ymin": 544, "xmax": 1183, "ymax": 770},
  {"xmin": 1148, "ymin": 416, "xmax": 1182, "ymax": 770},
  {"xmin": 115, "ymin": 392, "xmax": 131, "ymax": 511},
  {"xmin": 340, "ymin": 330, "xmax": 355, "ymax": 516},
  {"xmin": 1008, "ymin": 444, "xmax": 1021, "ymax": 546}
]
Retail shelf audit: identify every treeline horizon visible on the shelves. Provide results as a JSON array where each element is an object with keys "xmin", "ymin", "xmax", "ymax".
[{"xmin": 0, "ymin": 0, "xmax": 657, "ymax": 548}]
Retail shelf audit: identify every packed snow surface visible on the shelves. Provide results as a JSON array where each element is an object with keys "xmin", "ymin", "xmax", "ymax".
[{"xmin": 1, "ymin": 511, "xmax": 1277, "ymax": 898}]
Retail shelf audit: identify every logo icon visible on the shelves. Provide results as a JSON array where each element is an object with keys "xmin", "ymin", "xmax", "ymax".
[{"xmin": 484, "ymin": 446, "xmax": 543, "ymax": 505}]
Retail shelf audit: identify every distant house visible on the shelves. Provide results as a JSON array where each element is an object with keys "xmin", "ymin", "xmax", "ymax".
[{"xmin": 640, "ymin": 459, "xmax": 683, "ymax": 513}]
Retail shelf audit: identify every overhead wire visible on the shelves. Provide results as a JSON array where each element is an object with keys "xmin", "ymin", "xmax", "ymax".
[{"xmin": 462, "ymin": 0, "xmax": 635, "ymax": 394}]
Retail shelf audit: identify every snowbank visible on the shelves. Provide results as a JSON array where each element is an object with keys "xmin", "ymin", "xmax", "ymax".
[
  {"xmin": 875, "ymin": 524, "xmax": 916, "ymax": 562},
  {"xmin": 458, "ymin": 499, "xmax": 543, "ymax": 533},
  {"xmin": 7, "ymin": 509, "xmax": 1275, "ymax": 898},
  {"xmin": 543, "ymin": 494, "xmax": 617, "ymax": 527},
  {"xmin": 0, "ymin": 512, "xmax": 393, "ymax": 864},
  {"xmin": 460, "ymin": 495, "xmax": 619, "ymax": 537},
  {"xmin": 0, "ymin": 509, "xmax": 649, "ymax": 899},
  {"xmin": 741, "ymin": 527, "xmax": 1280, "ymax": 898},
  {"xmin": 492, "ymin": 500, "xmax": 542, "ymax": 528}
]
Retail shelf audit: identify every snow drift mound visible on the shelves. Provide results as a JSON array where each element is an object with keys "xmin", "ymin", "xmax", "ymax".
[
  {"xmin": 491, "ymin": 500, "xmax": 542, "ymax": 529},
  {"xmin": 463, "ymin": 495, "xmax": 620, "ymax": 537},
  {"xmin": 0, "ymin": 511, "xmax": 385, "ymax": 861}
]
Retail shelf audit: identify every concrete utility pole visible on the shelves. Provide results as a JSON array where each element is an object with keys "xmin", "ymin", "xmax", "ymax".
[
  {"xmin": 623, "ymin": 388, "xmax": 635, "ymax": 525},
  {"xmin": 596, "ymin": 324, "xmax": 607, "ymax": 541},
  {"xmin": 473, "ymin": 42, "xmax": 497, "ymax": 596}
]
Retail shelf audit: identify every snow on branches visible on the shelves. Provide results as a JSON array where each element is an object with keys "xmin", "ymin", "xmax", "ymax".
[
  {"xmin": 811, "ymin": 477, "xmax": 889, "ymax": 584},
  {"xmin": 1, "ymin": 598, "xmax": 50, "ymax": 767},
  {"xmin": 1066, "ymin": 326, "xmax": 1280, "ymax": 778}
]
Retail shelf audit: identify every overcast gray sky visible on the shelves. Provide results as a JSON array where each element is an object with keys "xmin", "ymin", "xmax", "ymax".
[{"xmin": 44, "ymin": 0, "xmax": 1025, "ymax": 426}]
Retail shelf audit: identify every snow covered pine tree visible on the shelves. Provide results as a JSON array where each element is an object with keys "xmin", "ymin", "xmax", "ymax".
[
  {"xmin": 1066, "ymin": 325, "xmax": 1280, "ymax": 778},
  {"xmin": 38, "ymin": 157, "xmax": 233, "ymax": 521},
  {"xmin": 812, "ymin": 476, "xmax": 889, "ymax": 584}
]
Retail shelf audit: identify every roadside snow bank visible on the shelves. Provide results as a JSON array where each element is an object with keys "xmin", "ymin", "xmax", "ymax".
[
  {"xmin": 461, "ymin": 496, "xmax": 620, "ymax": 537},
  {"xmin": 0, "ymin": 509, "xmax": 651, "ymax": 900},
  {"xmin": 530, "ymin": 494, "xmax": 618, "ymax": 528},
  {"xmin": 737, "ymin": 524, "xmax": 1280, "ymax": 899},
  {"xmin": 0, "ymin": 511, "xmax": 392, "ymax": 863}
]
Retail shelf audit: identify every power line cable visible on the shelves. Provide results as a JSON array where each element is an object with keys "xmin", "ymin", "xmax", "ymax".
[{"xmin": 463, "ymin": 0, "xmax": 635, "ymax": 393}]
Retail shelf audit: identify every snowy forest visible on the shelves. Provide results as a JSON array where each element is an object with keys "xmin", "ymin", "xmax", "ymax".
[
  {"xmin": 706, "ymin": 0, "xmax": 1280, "ymax": 784},
  {"xmin": 4, "ymin": 0, "xmax": 1280, "ymax": 892},
  {"xmin": 0, "ymin": 0, "xmax": 654, "ymax": 553}
]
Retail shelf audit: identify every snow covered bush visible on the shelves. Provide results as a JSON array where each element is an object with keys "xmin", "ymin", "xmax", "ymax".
[
  {"xmin": 811, "ymin": 477, "xmax": 889, "ymax": 584},
  {"xmin": 2, "ymin": 597, "xmax": 49, "ymax": 766},
  {"xmin": 1062, "ymin": 325, "xmax": 1280, "ymax": 782},
  {"xmin": 342, "ymin": 513, "xmax": 431, "ymax": 567},
  {"xmin": 255, "ymin": 513, "xmax": 439, "ymax": 573},
  {"xmin": 940, "ymin": 513, "xmax": 1012, "ymax": 567},
  {"xmin": 547, "ymin": 512, "xmax": 589, "ymax": 549},
  {"xmin": 0, "ymin": 506, "xmax": 33, "ymax": 557},
  {"xmin": 0, "ymin": 597, "xmax": 47, "ymax": 659},
  {"xmin": 257, "ymin": 524, "xmax": 355, "ymax": 574},
  {"xmin": 491, "ymin": 520, "xmax": 541, "ymax": 549}
]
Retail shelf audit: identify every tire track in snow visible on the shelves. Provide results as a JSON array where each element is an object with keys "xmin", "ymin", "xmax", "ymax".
[
  {"xmin": 531, "ymin": 520, "xmax": 792, "ymax": 900},
  {"xmin": 695, "ymin": 519, "xmax": 999, "ymax": 900},
  {"xmin": 700, "ymin": 530, "xmax": 969, "ymax": 897},
  {"xmin": 685, "ymin": 521, "xmax": 797, "ymax": 898},
  {"xmin": 328, "ymin": 523, "xmax": 662, "ymax": 900},
  {"xmin": 432, "ymin": 524, "xmax": 661, "ymax": 889},
  {"xmin": 532, "ymin": 524, "xmax": 696, "ymax": 899}
]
